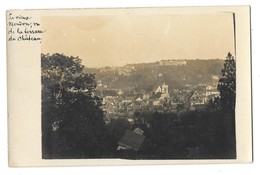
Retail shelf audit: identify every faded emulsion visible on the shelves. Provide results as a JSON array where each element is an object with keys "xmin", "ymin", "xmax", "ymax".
[{"xmin": 41, "ymin": 13, "xmax": 237, "ymax": 159}]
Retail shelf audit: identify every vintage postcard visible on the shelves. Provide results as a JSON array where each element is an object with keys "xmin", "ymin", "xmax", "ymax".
[{"xmin": 7, "ymin": 6, "xmax": 252, "ymax": 166}]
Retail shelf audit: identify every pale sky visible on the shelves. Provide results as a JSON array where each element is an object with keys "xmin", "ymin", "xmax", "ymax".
[{"xmin": 41, "ymin": 13, "xmax": 235, "ymax": 67}]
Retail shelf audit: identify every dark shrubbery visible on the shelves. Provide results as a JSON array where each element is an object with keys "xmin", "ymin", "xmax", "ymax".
[
  {"xmin": 42, "ymin": 53, "xmax": 112, "ymax": 158},
  {"xmin": 42, "ymin": 53, "xmax": 236, "ymax": 159}
]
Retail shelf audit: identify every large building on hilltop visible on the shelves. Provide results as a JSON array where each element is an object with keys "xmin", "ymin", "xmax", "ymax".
[{"xmin": 159, "ymin": 60, "xmax": 187, "ymax": 66}]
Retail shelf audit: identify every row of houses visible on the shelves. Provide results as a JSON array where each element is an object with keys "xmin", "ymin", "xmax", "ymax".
[{"xmin": 101, "ymin": 82, "xmax": 220, "ymax": 121}]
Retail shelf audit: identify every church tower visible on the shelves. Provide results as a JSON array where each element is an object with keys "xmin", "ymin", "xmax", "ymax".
[{"xmin": 161, "ymin": 82, "xmax": 169, "ymax": 94}]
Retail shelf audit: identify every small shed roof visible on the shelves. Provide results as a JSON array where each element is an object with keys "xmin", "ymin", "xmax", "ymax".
[{"xmin": 118, "ymin": 129, "xmax": 145, "ymax": 151}]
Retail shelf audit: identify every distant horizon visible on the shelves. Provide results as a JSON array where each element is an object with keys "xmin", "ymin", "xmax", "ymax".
[
  {"xmin": 83, "ymin": 57, "xmax": 226, "ymax": 68},
  {"xmin": 41, "ymin": 52, "xmax": 228, "ymax": 68},
  {"xmin": 41, "ymin": 52, "xmax": 227, "ymax": 68},
  {"xmin": 41, "ymin": 13, "xmax": 235, "ymax": 67}
]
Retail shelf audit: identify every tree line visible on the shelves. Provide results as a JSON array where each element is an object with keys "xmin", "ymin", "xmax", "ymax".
[{"xmin": 41, "ymin": 52, "xmax": 236, "ymax": 159}]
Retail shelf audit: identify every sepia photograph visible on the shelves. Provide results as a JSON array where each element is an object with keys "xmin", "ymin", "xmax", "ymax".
[
  {"xmin": 6, "ymin": 6, "xmax": 252, "ymax": 166},
  {"xmin": 41, "ymin": 12, "xmax": 237, "ymax": 159}
]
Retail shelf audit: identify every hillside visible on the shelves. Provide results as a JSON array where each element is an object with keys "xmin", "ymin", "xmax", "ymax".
[{"xmin": 84, "ymin": 59, "xmax": 224, "ymax": 92}]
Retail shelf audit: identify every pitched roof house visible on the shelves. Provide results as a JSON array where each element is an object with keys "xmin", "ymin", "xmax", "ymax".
[{"xmin": 118, "ymin": 129, "xmax": 145, "ymax": 151}]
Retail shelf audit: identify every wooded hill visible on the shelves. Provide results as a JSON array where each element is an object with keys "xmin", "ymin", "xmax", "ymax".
[{"xmin": 84, "ymin": 59, "xmax": 224, "ymax": 92}]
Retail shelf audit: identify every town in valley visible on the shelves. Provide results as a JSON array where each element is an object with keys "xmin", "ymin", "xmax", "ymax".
[{"xmin": 87, "ymin": 59, "xmax": 222, "ymax": 125}]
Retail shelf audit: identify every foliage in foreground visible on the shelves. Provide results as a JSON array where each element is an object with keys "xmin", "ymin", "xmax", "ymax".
[{"xmin": 41, "ymin": 52, "xmax": 236, "ymax": 159}]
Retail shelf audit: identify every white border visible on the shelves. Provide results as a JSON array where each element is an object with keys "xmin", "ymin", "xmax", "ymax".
[{"xmin": 1, "ymin": 0, "xmax": 259, "ymax": 175}]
